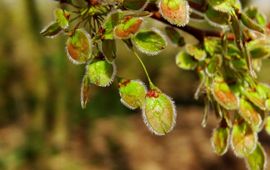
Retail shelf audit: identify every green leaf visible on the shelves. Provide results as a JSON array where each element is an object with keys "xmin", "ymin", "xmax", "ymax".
[
  {"xmin": 164, "ymin": 26, "xmax": 185, "ymax": 46},
  {"xmin": 175, "ymin": 51, "xmax": 197, "ymax": 70},
  {"xmin": 103, "ymin": 11, "xmax": 124, "ymax": 40},
  {"xmin": 211, "ymin": 125, "xmax": 230, "ymax": 155},
  {"xmin": 159, "ymin": 0, "xmax": 190, "ymax": 26},
  {"xmin": 239, "ymin": 98, "xmax": 262, "ymax": 131},
  {"xmin": 245, "ymin": 143, "xmax": 266, "ymax": 170},
  {"xmin": 123, "ymin": 0, "xmax": 148, "ymax": 10},
  {"xmin": 241, "ymin": 13, "xmax": 264, "ymax": 33},
  {"xmin": 212, "ymin": 76, "xmax": 239, "ymax": 110},
  {"xmin": 185, "ymin": 44, "xmax": 206, "ymax": 61},
  {"xmin": 231, "ymin": 119, "xmax": 257, "ymax": 157},
  {"xmin": 40, "ymin": 22, "xmax": 62, "ymax": 38},
  {"xmin": 102, "ymin": 39, "xmax": 117, "ymax": 63},
  {"xmin": 204, "ymin": 37, "xmax": 222, "ymax": 56},
  {"xmin": 54, "ymin": 8, "xmax": 69, "ymax": 29},
  {"xmin": 132, "ymin": 30, "xmax": 167, "ymax": 55},
  {"xmin": 208, "ymin": 0, "xmax": 240, "ymax": 14},
  {"xmin": 80, "ymin": 76, "xmax": 91, "ymax": 109},
  {"xmin": 143, "ymin": 89, "xmax": 176, "ymax": 135},
  {"xmin": 114, "ymin": 16, "xmax": 143, "ymax": 39},
  {"xmin": 66, "ymin": 29, "xmax": 92, "ymax": 64},
  {"xmin": 118, "ymin": 79, "xmax": 147, "ymax": 109},
  {"xmin": 85, "ymin": 59, "xmax": 116, "ymax": 87},
  {"xmin": 245, "ymin": 6, "xmax": 267, "ymax": 27},
  {"xmin": 205, "ymin": 6, "xmax": 230, "ymax": 28}
]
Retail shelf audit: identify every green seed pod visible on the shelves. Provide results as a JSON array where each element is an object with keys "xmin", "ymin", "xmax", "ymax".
[
  {"xmin": 142, "ymin": 89, "xmax": 176, "ymax": 135},
  {"xmin": 211, "ymin": 123, "xmax": 230, "ymax": 155},
  {"xmin": 118, "ymin": 79, "xmax": 147, "ymax": 109},
  {"xmin": 159, "ymin": 0, "xmax": 190, "ymax": 27},
  {"xmin": 54, "ymin": 8, "xmax": 70, "ymax": 29},
  {"xmin": 80, "ymin": 76, "xmax": 91, "ymax": 109},
  {"xmin": 211, "ymin": 76, "xmax": 239, "ymax": 110},
  {"xmin": 85, "ymin": 59, "xmax": 116, "ymax": 87},
  {"xmin": 239, "ymin": 98, "xmax": 262, "ymax": 131},
  {"xmin": 245, "ymin": 143, "xmax": 266, "ymax": 170},
  {"xmin": 231, "ymin": 118, "xmax": 257, "ymax": 157},
  {"xmin": 114, "ymin": 17, "xmax": 143, "ymax": 39},
  {"xmin": 40, "ymin": 22, "xmax": 62, "ymax": 38},
  {"xmin": 66, "ymin": 29, "xmax": 92, "ymax": 64}
]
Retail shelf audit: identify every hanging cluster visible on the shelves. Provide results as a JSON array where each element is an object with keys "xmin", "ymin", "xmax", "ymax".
[{"xmin": 41, "ymin": 0, "xmax": 270, "ymax": 169}]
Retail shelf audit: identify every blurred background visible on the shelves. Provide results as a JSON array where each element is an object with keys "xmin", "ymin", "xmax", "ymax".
[{"xmin": 0, "ymin": 0, "xmax": 270, "ymax": 170}]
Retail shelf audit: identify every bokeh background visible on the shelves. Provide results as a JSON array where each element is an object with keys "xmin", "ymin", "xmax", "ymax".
[{"xmin": 0, "ymin": 0, "xmax": 270, "ymax": 170}]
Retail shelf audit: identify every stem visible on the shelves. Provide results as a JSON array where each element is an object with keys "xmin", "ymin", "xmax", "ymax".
[{"xmin": 131, "ymin": 48, "xmax": 155, "ymax": 88}]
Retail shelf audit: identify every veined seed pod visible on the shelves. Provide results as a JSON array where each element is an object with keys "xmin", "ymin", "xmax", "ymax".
[{"xmin": 142, "ymin": 88, "xmax": 176, "ymax": 135}]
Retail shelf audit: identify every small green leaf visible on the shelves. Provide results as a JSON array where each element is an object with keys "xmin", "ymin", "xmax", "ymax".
[
  {"xmin": 164, "ymin": 26, "xmax": 185, "ymax": 46},
  {"xmin": 241, "ymin": 13, "xmax": 264, "ymax": 33},
  {"xmin": 80, "ymin": 76, "xmax": 91, "ymax": 109},
  {"xmin": 102, "ymin": 39, "xmax": 117, "ymax": 63},
  {"xmin": 54, "ymin": 8, "xmax": 69, "ymax": 29},
  {"xmin": 239, "ymin": 98, "xmax": 262, "ymax": 131},
  {"xmin": 231, "ymin": 119, "xmax": 257, "ymax": 157},
  {"xmin": 132, "ymin": 30, "xmax": 167, "ymax": 55},
  {"xmin": 118, "ymin": 79, "xmax": 147, "ymax": 109},
  {"xmin": 245, "ymin": 6, "xmax": 267, "ymax": 27},
  {"xmin": 159, "ymin": 0, "xmax": 190, "ymax": 27},
  {"xmin": 205, "ymin": 6, "xmax": 230, "ymax": 28},
  {"xmin": 211, "ymin": 125, "xmax": 230, "ymax": 155},
  {"xmin": 208, "ymin": 0, "xmax": 240, "ymax": 14},
  {"xmin": 85, "ymin": 59, "xmax": 116, "ymax": 87},
  {"xmin": 185, "ymin": 44, "xmax": 207, "ymax": 61},
  {"xmin": 245, "ymin": 143, "xmax": 266, "ymax": 170},
  {"xmin": 40, "ymin": 22, "xmax": 62, "ymax": 38},
  {"xmin": 66, "ymin": 29, "xmax": 92, "ymax": 64},
  {"xmin": 123, "ymin": 0, "xmax": 148, "ymax": 10},
  {"xmin": 175, "ymin": 51, "xmax": 197, "ymax": 70},
  {"xmin": 206, "ymin": 55, "xmax": 222, "ymax": 76},
  {"xmin": 248, "ymin": 39, "xmax": 270, "ymax": 59},
  {"xmin": 204, "ymin": 37, "xmax": 222, "ymax": 56},
  {"xmin": 212, "ymin": 76, "xmax": 239, "ymax": 110},
  {"xmin": 143, "ymin": 89, "xmax": 176, "ymax": 135},
  {"xmin": 114, "ymin": 17, "xmax": 143, "ymax": 39}
]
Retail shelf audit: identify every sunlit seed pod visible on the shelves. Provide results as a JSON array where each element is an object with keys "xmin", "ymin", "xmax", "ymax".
[
  {"xmin": 85, "ymin": 59, "xmax": 116, "ymax": 87},
  {"xmin": 203, "ymin": 37, "xmax": 222, "ymax": 56},
  {"xmin": 206, "ymin": 55, "xmax": 222, "ymax": 77},
  {"xmin": 66, "ymin": 29, "xmax": 92, "ymax": 64},
  {"xmin": 211, "ymin": 77, "xmax": 239, "ymax": 110},
  {"xmin": 208, "ymin": 0, "xmax": 239, "ymax": 14},
  {"xmin": 142, "ymin": 89, "xmax": 176, "ymax": 135},
  {"xmin": 245, "ymin": 143, "xmax": 266, "ymax": 170},
  {"xmin": 159, "ymin": 0, "xmax": 190, "ymax": 27},
  {"xmin": 114, "ymin": 17, "xmax": 143, "ymax": 39},
  {"xmin": 132, "ymin": 29, "xmax": 167, "ymax": 55},
  {"xmin": 80, "ymin": 76, "xmax": 91, "ymax": 109},
  {"xmin": 231, "ymin": 119, "xmax": 257, "ymax": 157},
  {"xmin": 118, "ymin": 79, "xmax": 147, "ymax": 109},
  {"xmin": 239, "ymin": 98, "xmax": 262, "ymax": 131},
  {"xmin": 211, "ymin": 125, "xmax": 230, "ymax": 155},
  {"xmin": 40, "ymin": 21, "xmax": 62, "ymax": 38}
]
